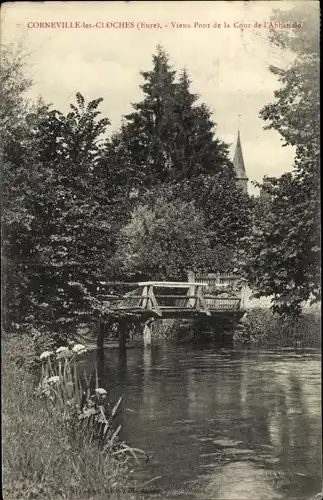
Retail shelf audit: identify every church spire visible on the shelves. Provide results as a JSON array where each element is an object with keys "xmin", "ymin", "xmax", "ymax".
[{"xmin": 233, "ymin": 130, "xmax": 248, "ymax": 193}]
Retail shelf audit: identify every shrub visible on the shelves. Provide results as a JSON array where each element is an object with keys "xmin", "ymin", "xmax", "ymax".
[
  {"xmin": 4, "ymin": 327, "xmax": 71, "ymax": 373},
  {"xmin": 238, "ymin": 308, "xmax": 321, "ymax": 347}
]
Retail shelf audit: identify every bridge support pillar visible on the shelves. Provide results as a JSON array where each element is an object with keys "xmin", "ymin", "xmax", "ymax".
[
  {"xmin": 97, "ymin": 319, "xmax": 105, "ymax": 351},
  {"xmin": 143, "ymin": 319, "xmax": 154, "ymax": 347},
  {"xmin": 118, "ymin": 318, "xmax": 127, "ymax": 351}
]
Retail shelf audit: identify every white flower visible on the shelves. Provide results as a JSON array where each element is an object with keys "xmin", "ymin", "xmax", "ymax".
[
  {"xmin": 39, "ymin": 351, "xmax": 53, "ymax": 360},
  {"xmin": 95, "ymin": 388, "xmax": 107, "ymax": 396},
  {"xmin": 72, "ymin": 343, "xmax": 87, "ymax": 354},
  {"xmin": 56, "ymin": 346, "xmax": 72, "ymax": 359},
  {"xmin": 47, "ymin": 376, "xmax": 60, "ymax": 384},
  {"xmin": 56, "ymin": 346, "xmax": 69, "ymax": 354}
]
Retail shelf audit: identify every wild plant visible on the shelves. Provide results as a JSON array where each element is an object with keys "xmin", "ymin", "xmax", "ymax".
[{"xmin": 37, "ymin": 344, "xmax": 147, "ymax": 464}]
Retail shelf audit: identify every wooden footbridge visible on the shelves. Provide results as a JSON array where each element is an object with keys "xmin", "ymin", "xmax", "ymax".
[{"xmin": 97, "ymin": 279, "xmax": 246, "ymax": 346}]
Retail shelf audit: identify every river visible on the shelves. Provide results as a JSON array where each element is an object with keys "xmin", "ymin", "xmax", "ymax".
[{"xmin": 81, "ymin": 343, "xmax": 321, "ymax": 499}]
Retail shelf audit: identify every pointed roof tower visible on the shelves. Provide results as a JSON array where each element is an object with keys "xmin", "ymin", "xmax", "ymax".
[
  {"xmin": 233, "ymin": 131, "xmax": 247, "ymax": 179},
  {"xmin": 233, "ymin": 130, "xmax": 248, "ymax": 193}
]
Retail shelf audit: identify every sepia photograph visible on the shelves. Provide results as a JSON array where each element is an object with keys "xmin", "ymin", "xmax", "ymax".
[{"xmin": 1, "ymin": 1, "xmax": 321, "ymax": 499}]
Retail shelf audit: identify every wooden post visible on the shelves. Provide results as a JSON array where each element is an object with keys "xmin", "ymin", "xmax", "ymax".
[
  {"xmin": 188, "ymin": 274, "xmax": 197, "ymax": 308},
  {"xmin": 97, "ymin": 318, "xmax": 105, "ymax": 351},
  {"xmin": 148, "ymin": 285, "xmax": 162, "ymax": 316},
  {"xmin": 240, "ymin": 284, "xmax": 248, "ymax": 310},
  {"xmin": 187, "ymin": 284, "xmax": 196, "ymax": 308},
  {"xmin": 118, "ymin": 318, "xmax": 127, "ymax": 351},
  {"xmin": 141, "ymin": 285, "xmax": 148, "ymax": 308},
  {"xmin": 143, "ymin": 318, "xmax": 154, "ymax": 347},
  {"xmin": 187, "ymin": 270, "xmax": 195, "ymax": 282},
  {"xmin": 118, "ymin": 347, "xmax": 127, "ymax": 370},
  {"xmin": 96, "ymin": 346, "xmax": 105, "ymax": 388},
  {"xmin": 196, "ymin": 285, "xmax": 211, "ymax": 316},
  {"xmin": 96, "ymin": 318, "xmax": 105, "ymax": 387},
  {"xmin": 146, "ymin": 286, "xmax": 153, "ymax": 311}
]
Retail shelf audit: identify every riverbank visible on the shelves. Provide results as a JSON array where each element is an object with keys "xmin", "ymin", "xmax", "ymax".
[
  {"xmin": 1, "ymin": 335, "xmax": 142, "ymax": 500},
  {"xmin": 238, "ymin": 308, "xmax": 321, "ymax": 347},
  {"xmin": 140, "ymin": 308, "xmax": 321, "ymax": 347}
]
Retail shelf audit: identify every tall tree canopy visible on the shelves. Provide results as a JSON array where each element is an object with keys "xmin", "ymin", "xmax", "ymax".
[
  {"xmin": 120, "ymin": 46, "xmax": 235, "ymax": 188},
  {"xmin": 242, "ymin": 3, "xmax": 320, "ymax": 315},
  {"xmin": 114, "ymin": 45, "xmax": 252, "ymax": 269}
]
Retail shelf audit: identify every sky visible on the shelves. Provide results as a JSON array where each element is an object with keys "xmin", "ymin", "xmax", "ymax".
[{"xmin": 1, "ymin": 1, "xmax": 315, "ymax": 194}]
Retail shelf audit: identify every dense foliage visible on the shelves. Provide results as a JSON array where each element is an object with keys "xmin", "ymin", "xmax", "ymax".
[
  {"xmin": 2, "ymin": 88, "xmax": 120, "ymax": 332},
  {"xmin": 114, "ymin": 196, "xmax": 215, "ymax": 281},
  {"xmin": 242, "ymin": 4, "xmax": 320, "ymax": 315},
  {"xmin": 2, "ymin": 44, "xmax": 252, "ymax": 334}
]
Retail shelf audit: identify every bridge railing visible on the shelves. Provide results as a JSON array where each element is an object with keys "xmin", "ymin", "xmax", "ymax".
[
  {"xmin": 193, "ymin": 273, "xmax": 241, "ymax": 289},
  {"xmin": 137, "ymin": 282, "xmax": 210, "ymax": 316},
  {"xmin": 204, "ymin": 296, "xmax": 241, "ymax": 310},
  {"xmin": 97, "ymin": 281, "xmax": 242, "ymax": 316},
  {"xmin": 191, "ymin": 273, "xmax": 244, "ymax": 308}
]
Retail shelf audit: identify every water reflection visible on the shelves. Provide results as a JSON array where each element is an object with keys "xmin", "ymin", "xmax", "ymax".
[
  {"xmin": 81, "ymin": 345, "xmax": 321, "ymax": 499},
  {"xmin": 204, "ymin": 461, "xmax": 284, "ymax": 500}
]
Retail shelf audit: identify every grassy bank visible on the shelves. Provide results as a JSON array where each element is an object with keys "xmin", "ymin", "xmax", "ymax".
[
  {"xmin": 1, "ymin": 335, "xmax": 142, "ymax": 500},
  {"xmin": 237, "ymin": 308, "xmax": 321, "ymax": 347}
]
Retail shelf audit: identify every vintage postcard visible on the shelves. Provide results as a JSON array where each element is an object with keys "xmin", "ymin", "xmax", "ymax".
[{"xmin": 1, "ymin": 1, "xmax": 320, "ymax": 500}]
